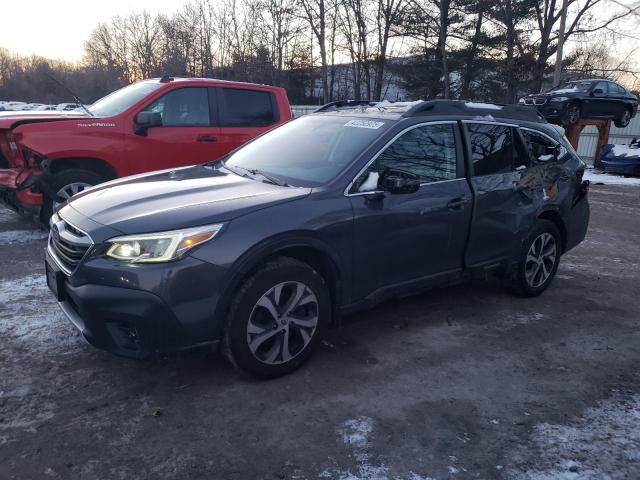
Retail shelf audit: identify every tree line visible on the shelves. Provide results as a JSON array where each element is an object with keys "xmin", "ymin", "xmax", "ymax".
[{"xmin": 1, "ymin": 0, "xmax": 639, "ymax": 105}]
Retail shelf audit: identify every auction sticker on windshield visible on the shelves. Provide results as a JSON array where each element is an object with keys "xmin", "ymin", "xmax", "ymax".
[{"xmin": 344, "ymin": 119, "xmax": 385, "ymax": 129}]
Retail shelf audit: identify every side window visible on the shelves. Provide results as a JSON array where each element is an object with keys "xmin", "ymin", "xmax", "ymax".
[
  {"xmin": 218, "ymin": 88, "xmax": 277, "ymax": 126},
  {"xmin": 521, "ymin": 129, "xmax": 568, "ymax": 164},
  {"xmin": 593, "ymin": 81, "xmax": 608, "ymax": 94},
  {"xmin": 467, "ymin": 123, "xmax": 516, "ymax": 176},
  {"xmin": 352, "ymin": 123, "xmax": 458, "ymax": 193},
  {"xmin": 610, "ymin": 83, "xmax": 625, "ymax": 94},
  {"xmin": 144, "ymin": 87, "xmax": 210, "ymax": 126}
]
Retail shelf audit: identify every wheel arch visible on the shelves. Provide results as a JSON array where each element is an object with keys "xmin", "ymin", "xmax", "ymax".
[
  {"xmin": 537, "ymin": 209, "xmax": 567, "ymax": 253},
  {"xmin": 213, "ymin": 233, "xmax": 346, "ymax": 331},
  {"xmin": 48, "ymin": 157, "xmax": 118, "ymax": 181}
]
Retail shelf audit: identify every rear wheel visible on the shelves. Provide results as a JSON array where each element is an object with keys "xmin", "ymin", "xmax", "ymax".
[
  {"xmin": 510, "ymin": 220, "xmax": 561, "ymax": 297},
  {"xmin": 614, "ymin": 107, "xmax": 632, "ymax": 128},
  {"xmin": 562, "ymin": 102, "xmax": 581, "ymax": 126},
  {"xmin": 223, "ymin": 257, "xmax": 331, "ymax": 378},
  {"xmin": 40, "ymin": 169, "xmax": 106, "ymax": 225}
]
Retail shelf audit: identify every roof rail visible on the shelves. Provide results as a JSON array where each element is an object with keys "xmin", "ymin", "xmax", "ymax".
[
  {"xmin": 403, "ymin": 100, "xmax": 545, "ymax": 123},
  {"xmin": 314, "ymin": 100, "xmax": 377, "ymax": 113}
]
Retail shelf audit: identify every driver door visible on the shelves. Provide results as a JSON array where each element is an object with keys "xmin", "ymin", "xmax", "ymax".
[
  {"xmin": 348, "ymin": 122, "xmax": 472, "ymax": 300},
  {"xmin": 130, "ymin": 87, "xmax": 224, "ymax": 173}
]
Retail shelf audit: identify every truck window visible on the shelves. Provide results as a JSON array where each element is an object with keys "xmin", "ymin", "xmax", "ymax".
[
  {"xmin": 145, "ymin": 87, "xmax": 210, "ymax": 126},
  {"xmin": 466, "ymin": 123, "xmax": 519, "ymax": 176},
  {"xmin": 353, "ymin": 123, "xmax": 458, "ymax": 192},
  {"xmin": 217, "ymin": 88, "xmax": 277, "ymax": 126}
]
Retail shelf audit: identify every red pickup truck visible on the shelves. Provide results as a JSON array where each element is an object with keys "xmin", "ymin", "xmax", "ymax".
[{"xmin": 0, "ymin": 77, "xmax": 291, "ymax": 222}]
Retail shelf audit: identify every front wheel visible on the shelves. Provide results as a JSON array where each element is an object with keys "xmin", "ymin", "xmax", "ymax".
[
  {"xmin": 614, "ymin": 107, "xmax": 632, "ymax": 128},
  {"xmin": 40, "ymin": 169, "xmax": 106, "ymax": 225},
  {"xmin": 510, "ymin": 220, "xmax": 562, "ymax": 297},
  {"xmin": 562, "ymin": 102, "xmax": 581, "ymax": 126},
  {"xmin": 223, "ymin": 257, "xmax": 331, "ymax": 378}
]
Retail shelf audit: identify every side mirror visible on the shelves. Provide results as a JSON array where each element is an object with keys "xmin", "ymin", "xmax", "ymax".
[
  {"xmin": 379, "ymin": 168, "xmax": 421, "ymax": 194},
  {"xmin": 134, "ymin": 111, "xmax": 162, "ymax": 136},
  {"xmin": 591, "ymin": 88, "xmax": 604, "ymax": 96}
]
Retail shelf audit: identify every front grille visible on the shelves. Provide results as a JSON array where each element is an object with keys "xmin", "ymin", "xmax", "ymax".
[
  {"xmin": 48, "ymin": 216, "xmax": 93, "ymax": 274},
  {"xmin": 534, "ymin": 97, "xmax": 547, "ymax": 105}
]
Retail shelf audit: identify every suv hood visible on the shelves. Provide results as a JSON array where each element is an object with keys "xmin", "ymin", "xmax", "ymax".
[
  {"xmin": 64, "ymin": 165, "xmax": 311, "ymax": 235},
  {"xmin": 0, "ymin": 110, "xmax": 90, "ymax": 129}
]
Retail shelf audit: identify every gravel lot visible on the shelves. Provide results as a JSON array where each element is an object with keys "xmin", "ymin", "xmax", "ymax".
[{"xmin": 1, "ymin": 185, "xmax": 639, "ymax": 480}]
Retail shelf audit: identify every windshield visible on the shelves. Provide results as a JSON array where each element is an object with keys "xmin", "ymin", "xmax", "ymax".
[
  {"xmin": 88, "ymin": 81, "xmax": 164, "ymax": 117},
  {"xmin": 223, "ymin": 115, "xmax": 391, "ymax": 187},
  {"xmin": 551, "ymin": 81, "xmax": 592, "ymax": 93}
]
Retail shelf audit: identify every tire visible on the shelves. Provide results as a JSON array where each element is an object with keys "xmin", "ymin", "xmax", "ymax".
[
  {"xmin": 614, "ymin": 107, "xmax": 632, "ymax": 128},
  {"xmin": 40, "ymin": 169, "xmax": 106, "ymax": 225},
  {"xmin": 510, "ymin": 220, "xmax": 562, "ymax": 297},
  {"xmin": 223, "ymin": 257, "xmax": 331, "ymax": 378},
  {"xmin": 561, "ymin": 102, "xmax": 581, "ymax": 126}
]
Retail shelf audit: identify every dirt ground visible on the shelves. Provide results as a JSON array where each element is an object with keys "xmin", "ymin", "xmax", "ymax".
[{"xmin": 1, "ymin": 184, "xmax": 639, "ymax": 480}]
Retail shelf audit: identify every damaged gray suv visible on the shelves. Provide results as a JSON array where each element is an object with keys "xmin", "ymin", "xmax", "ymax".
[{"xmin": 45, "ymin": 100, "xmax": 590, "ymax": 378}]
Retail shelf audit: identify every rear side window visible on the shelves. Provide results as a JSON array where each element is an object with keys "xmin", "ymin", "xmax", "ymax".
[
  {"xmin": 217, "ymin": 88, "xmax": 277, "ymax": 126},
  {"xmin": 145, "ymin": 87, "xmax": 210, "ymax": 126},
  {"xmin": 521, "ymin": 129, "xmax": 568, "ymax": 163},
  {"xmin": 466, "ymin": 123, "xmax": 515, "ymax": 176},
  {"xmin": 609, "ymin": 83, "xmax": 625, "ymax": 94}
]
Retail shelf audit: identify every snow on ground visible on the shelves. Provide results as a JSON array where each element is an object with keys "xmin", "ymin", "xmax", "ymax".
[
  {"xmin": 0, "ymin": 273, "xmax": 83, "ymax": 355},
  {"xmin": 508, "ymin": 395, "xmax": 640, "ymax": 480},
  {"xmin": 0, "ymin": 229, "xmax": 47, "ymax": 244},
  {"xmin": 583, "ymin": 169, "xmax": 640, "ymax": 186},
  {"xmin": 319, "ymin": 417, "xmax": 435, "ymax": 480}
]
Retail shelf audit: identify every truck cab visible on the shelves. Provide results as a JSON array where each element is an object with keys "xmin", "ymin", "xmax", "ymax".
[{"xmin": 0, "ymin": 77, "xmax": 292, "ymax": 223}]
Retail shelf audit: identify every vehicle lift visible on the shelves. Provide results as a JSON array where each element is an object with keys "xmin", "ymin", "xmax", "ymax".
[{"xmin": 563, "ymin": 118, "xmax": 612, "ymax": 170}]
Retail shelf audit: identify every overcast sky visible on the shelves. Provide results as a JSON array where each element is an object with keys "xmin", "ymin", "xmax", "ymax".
[
  {"xmin": 1, "ymin": 0, "xmax": 638, "ymax": 64},
  {"xmin": 0, "ymin": 0, "xmax": 186, "ymax": 62}
]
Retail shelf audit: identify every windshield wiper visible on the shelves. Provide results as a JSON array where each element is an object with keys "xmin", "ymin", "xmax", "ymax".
[
  {"xmin": 223, "ymin": 163, "xmax": 289, "ymax": 187},
  {"xmin": 247, "ymin": 168, "xmax": 290, "ymax": 187}
]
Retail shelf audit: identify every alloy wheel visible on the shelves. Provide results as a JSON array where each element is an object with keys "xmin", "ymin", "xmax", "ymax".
[
  {"xmin": 567, "ymin": 104, "xmax": 580, "ymax": 124},
  {"xmin": 53, "ymin": 182, "xmax": 93, "ymax": 211},
  {"xmin": 246, "ymin": 281, "xmax": 319, "ymax": 365},
  {"xmin": 525, "ymin": 232, "xmax": 557, "ymax": 288}
]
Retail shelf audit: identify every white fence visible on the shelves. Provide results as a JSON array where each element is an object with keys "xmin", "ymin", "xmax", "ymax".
[{"xmin": 290, "ymin": 104, "xmax": 640, "ymax": 161}]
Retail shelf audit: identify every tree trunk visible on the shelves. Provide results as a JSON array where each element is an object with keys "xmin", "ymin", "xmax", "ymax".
[{"xmin": 461, "ymin": 7, "xmax": 483, "ymax": 99}]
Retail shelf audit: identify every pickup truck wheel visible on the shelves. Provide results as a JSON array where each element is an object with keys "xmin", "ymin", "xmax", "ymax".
[
  {"xmin": 561, "ymin": 102, "xmax": 581, "ymax": 126},
  {"xmin": 614, "ymin": 107, "xmax": 632, "ymax": 128},
  {"xmin": 40, "ymin": 169, "xmax": 106, "ymax": 225},
  {"xmin": 511, "ymin": 220, "xmax": 561, "ymax": 297},
  {"xmin": 223, "ymin": 257, "xmax": 330, "ymax": 379}
]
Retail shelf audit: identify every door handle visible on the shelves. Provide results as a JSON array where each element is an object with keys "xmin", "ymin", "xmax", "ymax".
[
  {"xmin": 447, "ymin": 197, "xmax": 467, "ymax": 210},
  {"xmin": 197, "ymin": 134, "xmax": 217, "ymax": 143}
]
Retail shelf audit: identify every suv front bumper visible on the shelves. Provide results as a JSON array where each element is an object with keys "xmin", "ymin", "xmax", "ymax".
[{"xmin": 45, "ymin": 247, "xmax": 227, "ymax": 359}]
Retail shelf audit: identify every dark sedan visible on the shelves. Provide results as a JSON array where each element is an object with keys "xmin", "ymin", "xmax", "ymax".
[
  {"xmin": 519, "ymin": 79, "xmax": 638, "ymax": 127},
  {"xmin": 45, "ymin": 100, "xmax": 590, "ymax": 378}
]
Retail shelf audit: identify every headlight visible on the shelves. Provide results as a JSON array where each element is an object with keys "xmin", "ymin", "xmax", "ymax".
[
  {"xmin": 518, "ymin": 97, "xmax": 526, "ymax": 104},
  {"xmin": 550, "ymin": 96, "xmax": 569, "ymax": 102},
  {"xmin": 105, "ymin": 224, "xmax": 223, "ymax": 263}
]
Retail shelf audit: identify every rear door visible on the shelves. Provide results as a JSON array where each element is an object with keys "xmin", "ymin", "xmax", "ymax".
[
  {"xmin": 132, "ymin": 87, "xmax": 224, "ymax": 172},
  {"xmin": 348, "ymin": 121, "xmax": 472, "ymax": 300},
  {"xmin": 587, "ymin": 81, "xmax": 610, "ymax": 117},
  {"xmin": 212, "ymin": 87, "xmax": 281, "ymax": 159},
  {"xmin": 463, "ymin": 121, "xmax": 533, "ymax": 268}
]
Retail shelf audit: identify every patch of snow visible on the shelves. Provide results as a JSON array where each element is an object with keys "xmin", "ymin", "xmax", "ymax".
[
  {"xmin": 0, "ymin": 229, "xmax": 47, "ymax": 245},
  {"xmin": 583, "ymin": 169, "xmax": 640, "ymax": 186},
  {"xmin": 472, "ymin": 114, "xmax": 496, "ymax": 122},
  {"xmin": 608, "ymin": 144, "xmax": 640, "ymax": 158},
  {"xmin": 538, "ymin": 154, "xmax": 555, "ymax": 162},
  {"xmin": 448, "ymin": 465, "xmax": 460, "ymax": 474},
  {"xmin": 0, "ymin": 207, "xmax": 19, "ymax": 223},
  {"xmin": 507, "ymin": 395, "xmax": 640, "ymax": 480},
  {"xmin": 465, "ymin": 102, "xmax": 503, "ymax": 110},
  {"xmin": 0, "ymin": 274, "xmax": 83, "ymax": 355},
  {"xmin": 321, "ymin": 416, "xmax": 436, "ymax": 480},
  {"xmin": 549, "ymin": 87, "xmax": 579, "ymax": 94}
]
